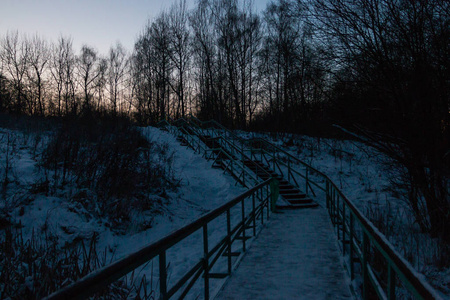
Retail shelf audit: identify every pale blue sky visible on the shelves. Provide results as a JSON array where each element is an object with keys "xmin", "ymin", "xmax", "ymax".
[{"xmin": 0, "ymin": 0, "xmax": 270, "ymax": 55}]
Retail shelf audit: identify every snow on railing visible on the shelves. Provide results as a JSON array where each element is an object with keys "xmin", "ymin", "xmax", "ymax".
[{"xmin": 44, "ymin": 179, "xmax": 276, "ymax": 299}]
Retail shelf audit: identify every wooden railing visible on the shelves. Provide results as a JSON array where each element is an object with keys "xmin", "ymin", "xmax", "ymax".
[
  {"xmin": 45, "ymin": 179, "xmax": 276, "ymax": 299},
  {"xmin": 242, "ymin": 139, "xmax": 441, "ymax": 300},
  {"xmin": 157, "ymin": 117, "xmax": 442, "ymax": 299}
]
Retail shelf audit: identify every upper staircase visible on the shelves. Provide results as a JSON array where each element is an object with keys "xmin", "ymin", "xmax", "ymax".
[
  {"xmin": 160, "ymin": 117, "xmax": 318, "ymax": 210},
  {"xmin": 242, "ymin": 159, "xmax": 318, "ymax": 209}
]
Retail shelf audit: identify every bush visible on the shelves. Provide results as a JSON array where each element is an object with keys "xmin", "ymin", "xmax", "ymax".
[
  {"xmin": 0, "ymin": 226, "xmax": 155, "ymax": 299},
  {"xmin": 41, "ymin": 114, "xmax": 177, "ymax": 226}
]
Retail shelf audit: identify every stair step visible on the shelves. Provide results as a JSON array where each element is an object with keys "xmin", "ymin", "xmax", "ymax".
[
  {"xmin": 281, "ymin": 193, "xmax": 308, "ymax": 199},
  {"xmin": 279, "ymin": 184, "xmax": 295, "ymax": 190},
  {"xmin": 276, "ymin": 202, "xmax": 319, "ymax": 210},
  {"xmin": 287, "ymin": 198, "xmax": 314, "ymax": 205},
  {"xmin": 279, "ymin": 188, "xmax": 302, "ymax": 194}
]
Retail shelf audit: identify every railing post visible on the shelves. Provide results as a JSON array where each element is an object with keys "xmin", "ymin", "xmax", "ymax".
[
  {"xmin": 333, "ymin": 189, "xmax": 337, "ymax": 225},
  {"xmin": 241, "ymin": 199, "xmax": 246, "ymax": 252},
  {"xmin": 362, "ymin": 232, "xmax": 369, "ymax": 300},
  {"xmin": 260, "ymin": 188, "xmax": 264, "ymax": 225},
  {"xmin": 266, "ymin": 184, "xmax": 270, "ymax": 219},
  {"xmin": 326, "ymin": 181, "xmax": 330, "ymax": 210},
  {"xmin": 350, "ymin": 213, "xmax": 354, "ymax": 280},
  {"xmin": 337, "ymin": 194, "xmax": 341, "ymax": 240},
  {"xmin": 203, "ymin": 224, "xmax": 210, "ymax": 300},
  {"xmin": 272, "ymin": 150, "xmax": 275, "ymax": 170},
  {"xmin": 305, "ymin": 167, "xmax": 309, "ymax": 195},
  {"xmin": 226, "ymin": 209, "xmax": 232, "ymax": 275},
  {"xmin": 159, "ymin": 251, "xmax": 168, "ymax": 300},
  {"xmin": 342, "ymin": 203, "xmax": 346, "ymax": 255},
  {"xmin": 231, "ymin": 159, "xmax": 234, "ymax": 176},
  {"xmin": 288, "ymin": 158, "xmax": 291, "ymax": 182},
  {"xmin": 388, "ymin": 264, "xmax": 396, "ymax": 300},
  {"xmin": 270, "ymin": 178, "xmax": 279, "ymax": 212},
  {"xmin": 252, "ymin": 193, "xmax": 256, "ymax": 236}
]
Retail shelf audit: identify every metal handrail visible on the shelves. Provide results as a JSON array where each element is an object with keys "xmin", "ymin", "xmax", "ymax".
[
  {"xmin": 45, "ymin": 179, "xmax": 275, "ymax": 300},
  {"xmin": 189, "ymin": 120, "xmax": 441, "ymax": 300},
  {"xmin": 210, "ymin": 136, "xmax": 274, "ymax": 182},
  {"xmin": 241, "ymin": 138, "xmax": 440, "ymax": 299},
  {"xmin": 325, "ymin": 180, "xmax": 441, "ymax": 299},
  {"xmin": 162, "ymin": 117, "xmax": 442, "ymax": 299},
  {"xmin": 169, "ymin": 120, "xmax": 261, "ymax": 188}
]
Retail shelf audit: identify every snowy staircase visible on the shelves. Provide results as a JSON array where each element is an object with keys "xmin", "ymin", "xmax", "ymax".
[
  {"xmin": 242, "ymin": 159, "xmax": 318, "ymax": 209},
  {"xmin": 199, "ymin": 135, "xmax": 248, "ymax": 187},
  {"xmin": 167, "ymin": 118, "xmax": 318, "ymax": 209}
]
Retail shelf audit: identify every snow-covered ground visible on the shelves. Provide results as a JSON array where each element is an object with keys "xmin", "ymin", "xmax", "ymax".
[
  {"xmin": 1, "ymin": 126, "xmax": 245, "ymax": 249},
  {"xmin": 1, "ymin": 125, "xmax": 448, "ymax": 298},
  {"xmin": 246, "ymin": 132, "xmax": 449, "ymax": 297},
  {"xmin": 217, "ymin": 208, "xmax": 353, "ymax": 300},
  {"xmin": 0, "ymin": 125, "xmax": 247, "ymax": 298}
]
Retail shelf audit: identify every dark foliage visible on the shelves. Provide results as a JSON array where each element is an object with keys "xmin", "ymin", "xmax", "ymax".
[{"xmin": 42, "ymin": 113, "xmax": 176, "ymax": 224}]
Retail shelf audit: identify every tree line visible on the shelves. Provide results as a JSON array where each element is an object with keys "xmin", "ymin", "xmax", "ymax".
[
  {"xmin": 1, "ymin": 0, "xmax": 449, "ymax": 240},
  {"xmin": 0, "ymin": 0, "xmax": 327, "ymax": 130}
]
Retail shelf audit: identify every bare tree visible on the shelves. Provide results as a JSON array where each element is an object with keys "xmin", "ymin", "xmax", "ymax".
[
  {"xmin": 0, "ymin": 31, "xmax": 29, "ymax": 114},
  {"xmin": 50, "ymin": 36, "xmax": 76, "ymax": 116},
  {"xmin": 107, "ymin": 42, "xmax": 128, "ymax": 115},
  {"xmin": 189, "ymin": 0, "xmax": 262, "ymax": 128},
  {"xmin": 190, "ymin": 0, "xmax": 226, "ymax": 122},
  {"xmin": 95, "ymin": 57, "xmax": 108, "ymax": 113},
  {"xmin": 150, "ymin": 12, "xmax": 174, "ymax": 120},
  {"xmin": 26, "ymin": 34, "xmax": 49, "ymax": 115},
  {"xmin": 168, "ymin": 0, "xmax": 191, "ymax": 118},
  {"xmin": 311, "ymin": 0, "xmax": 450, "ymax": 239},
  {"xmin": 77, "ymin": 45, "xmax": 100, "ymax": 113},
  {"xmin": 133, "ymin": 12, "xmax": 174, "ymax": 122}
]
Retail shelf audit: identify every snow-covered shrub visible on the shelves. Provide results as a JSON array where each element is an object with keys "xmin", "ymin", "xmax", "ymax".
[
  {"xmin": 0, "ymin": 131, "xmax": 17, "ymax": 193},
  {"xmin": 0, "ymin": 225, "xmax": 153, "ymax": 299},
  {"xmin": 41, "ymin": 115, "xmax": 178, "ymax": 227}
]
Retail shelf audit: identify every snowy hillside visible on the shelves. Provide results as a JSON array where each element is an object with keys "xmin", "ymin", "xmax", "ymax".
[
  {"xmin": 258, "ymin": 132, "xmax": 450, "ymax": 296},
  {"xmin": 0, "ymin": 124, "xmax": 246, "ymax": 298},
  {"xmin": 1, "ymin": 124, "xmax": 448, "ymax": 298}
]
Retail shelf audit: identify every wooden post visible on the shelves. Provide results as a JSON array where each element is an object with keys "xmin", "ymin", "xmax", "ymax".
[
  {"xmin": 252, "ymin": 194, "xmax": 256, "ymax": 236},
  {"xmin": 270, "ymin": 178, "xmax": 279, "ymax": 212},
  {"xmin": 226, "ymin": 209, "xmax": 232, "ymax": 275},
  {"xmin": 326, "ymin": 181, "xmax": 330, "ymax": 210},
  {"xmin": 362, "ymin": 232, "xmax": 369, "ymax": 300},
  {"xmin": 203, "ymin": 224, "xmax": 210, "ymax": 299},
  {"xmin": 305, "ymin": 167, "xmax": 309, "ymax": 195},
  {"xmin": 388, "ymin": 264, "xmax": 396, "ymax": 300},
  {"xmin": 159, "ymin": 251, "xmax": 167, "ymax": 300},
  {"xmin": 350, "ymin": 213, "xmax": 354, "ymax": 280},
  {"xmin": 241, "ymin": 199, "xmax": 246, "ymax": 252},
  {"xmin": 342, "ymin": 203, "xmax": 346, "ymax": 255}
]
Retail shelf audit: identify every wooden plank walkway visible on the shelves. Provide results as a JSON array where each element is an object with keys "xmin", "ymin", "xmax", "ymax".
[{"xmin": 215, "ymin": 207, "xmax": 353, "ymax": 300}]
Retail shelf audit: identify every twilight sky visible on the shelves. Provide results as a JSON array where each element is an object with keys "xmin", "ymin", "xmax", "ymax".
[{"xmin": 0, "ymin": 0, "xmax": 270, "ymax": 55}]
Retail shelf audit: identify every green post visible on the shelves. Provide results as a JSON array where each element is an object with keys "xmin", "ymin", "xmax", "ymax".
[
  {"xmin": 362, "ymin": 232, "xmax": 369, "ymax": 300},
  {"xmin": 305, "ymin": 167, "xmax": 309, "ymax": 195},
  {"xmin": 270, "ymin": 178, "xmax": 279, "ymax": 212},
  {"xmin": 326, "ymin": 181, "xmax": 330, "ymax": 210},
  {"xmin": 288, "ymin": 159, "xmax": 291, "ymax": 182},
  {"xmin": 388, "ymin": 264, "xmax": 396, "ymax": 300}
]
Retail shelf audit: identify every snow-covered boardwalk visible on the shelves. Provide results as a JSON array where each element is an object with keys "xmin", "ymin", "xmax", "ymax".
[{"xmin": 216, "ymin": 207, "xmax": 353, "ymax": 300}]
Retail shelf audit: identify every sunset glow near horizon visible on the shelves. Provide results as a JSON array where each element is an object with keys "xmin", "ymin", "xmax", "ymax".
[{"xmin": 0, "ymin": 0, "xmax": 269, "ymax": 55}]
